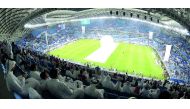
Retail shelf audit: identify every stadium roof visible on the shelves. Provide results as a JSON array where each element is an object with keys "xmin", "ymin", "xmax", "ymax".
[{"xmin": 0, "ymin": 8, "xmax": 190, "ymax": 39}]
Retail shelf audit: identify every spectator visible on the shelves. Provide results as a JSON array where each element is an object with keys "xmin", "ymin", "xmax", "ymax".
[
  {"xmin": 149, "ymin": 88, "xmax": 160, "ymax": 99},
  {"xmin": 78, "ymin": 69, "xmax": 90, "ymax": 85},
  {"xmin": 101, "ymin": 75, "xmax": 115, "ymax": 90},
  {"xmin": 72, "ymin": 67, "xmax": 80, "ymax": 79},
  {"xmin": 84, "ymin": 79, "xmax": 104, "ymax": 98},
  {"xmin": 30, "ymin": 64, "xmax": 41, "ymax": 81},
  {"xmin": 46, "ymin": 68, "xmax": 84, "ymax": 98},
  {"xmin": 122, "ymin": 81, "xmax": 132, "ymax": 94},
  {"xmin": 40, "ymin": 70, "xmax": 50, "ymax": 91},
  {"xmin": 140, "ymin": 86, "xmax": 150, "ymax": 98},
  {"xmin": 5, "ymin": 60, "xmax": 40, "ymax": 97},
  {"xmin": 65, "ymin": 67, "xmax": 73, "ymax": 78},
  {"xmin": 114, "ymin": 79, "xmax": 122, "ymax": 92},
  {"xmin": 5, "ymin": 60, "xmax": 25, "ymax": 95}
]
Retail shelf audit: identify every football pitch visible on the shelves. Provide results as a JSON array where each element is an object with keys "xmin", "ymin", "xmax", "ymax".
[{"xmin": 48, "ymin": 39, "xmax": 164, "ymax": 80}]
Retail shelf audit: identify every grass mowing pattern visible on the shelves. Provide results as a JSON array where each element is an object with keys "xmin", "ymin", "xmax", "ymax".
[
  {"xmin": 48, "ymin": 39, "xmax": 164, "ymax": 80},
  {"xmin": 49, "ymin": 39, "xmax": 101, "ymax": 63}
]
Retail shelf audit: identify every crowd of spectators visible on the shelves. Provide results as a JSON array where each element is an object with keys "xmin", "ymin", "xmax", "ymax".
[
  {"xmin": 16, "ymin": 22, "xmax": 81, "ymax": 53},
  {"xmin": 1, "ymin": 39, "xmax": 190, "ymax": 99},
  {"xmin": 15, "ymin": 18, "xmax": 190, "ymax": 83}
]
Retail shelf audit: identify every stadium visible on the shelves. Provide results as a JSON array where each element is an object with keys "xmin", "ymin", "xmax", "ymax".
[{"xmin": 0, "ymin": 8, "xmax": 190, "ymax": 99}]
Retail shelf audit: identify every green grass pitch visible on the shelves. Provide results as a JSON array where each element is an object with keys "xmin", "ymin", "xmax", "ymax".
[{"xmin": 48, "ymin": 39, "xmax": 164, "ymax": 80}]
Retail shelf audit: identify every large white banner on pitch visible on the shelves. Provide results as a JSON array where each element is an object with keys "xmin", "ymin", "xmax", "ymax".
[
  {"xmin": 163, "ymin": 45, "xmax": 172, "ymax": 62},
  {"xmin": 85, "ymin": 35, "xmax": 118, "ymax": 63}
]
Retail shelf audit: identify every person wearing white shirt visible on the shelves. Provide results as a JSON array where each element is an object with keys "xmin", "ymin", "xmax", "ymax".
[
  {"xmin": 74, "ymin": 80, "xmax": 84, "ymax": 89},
  {"xmin": 66, "ymin": 68, "xmax": 73, "ymax": 78},
  {"xmin": 143, "ymin": 81, "xmax": 149, "ymax": 89},
  {"xmin": 39, "ymin": 70, "xmax": 50, "ymax": 91},
  {"xmin": 46, "ymin": 68, "xmax": 84, "ymax": 99},
  {"xmin": 28, "ymin": 87, "xmax": 42, "ymax": 99},
  {"xmin": 5, "ymin": 60, "xmax": 40, "ymax": 97},
  {"xmin": 138, "ymin": 79, "xmax": 144, "ymax": 89},
  {"xmin": 83, "ymin": 70, "xmax": 89, "ymax": 79},
  {"xmin": 115, "ymin": 80, "xmax": 122, "ymax": 92},
  {"xmin": 99, "ymin": 71, "xmax": 106, "ymax": 83},
  {"xmin": 140, "ymin": 86, "xmax": 150, "ymax": 98},
  {"xmin": 25, "ymin": 77, "xmax": 41, "ymax": 94},
  {"xmin": 64, "ymin": 77, "xmax": 75, "ymax": 89},
  {"xmin": 72, "ymin": 67, "xmax": 80, "ymax": 79},
  {"xmin": 30, "ymin": 64, "xmax": 41, "ymax": 81},
  {"xmin": 84, "ymin": 79, "xmax": 104, "ymax": 98},
  {"xmin": 58, "ymin": 74, "xmax": 66, "ymax": 82},
  {"xmin": 101, "ymin": 75, "xmax": 115, "ymax": 90},
  {"xmin": 56, "ymin": 68, "xmax": 66, "ymax": 82},
  {"xmin": 122, "ymin": 81, "xmax": 132, "ymax": 94},
  {"xmin": 149, "ymin": 88, "xmax": 160, "ymax": 99},
  {"xmin": 165, "ymin": 82, "xmax": 171, "ymax": 90},
  {"xmin": 5, "ymin": 60, "xmax": 25, "ymax": 94}
]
